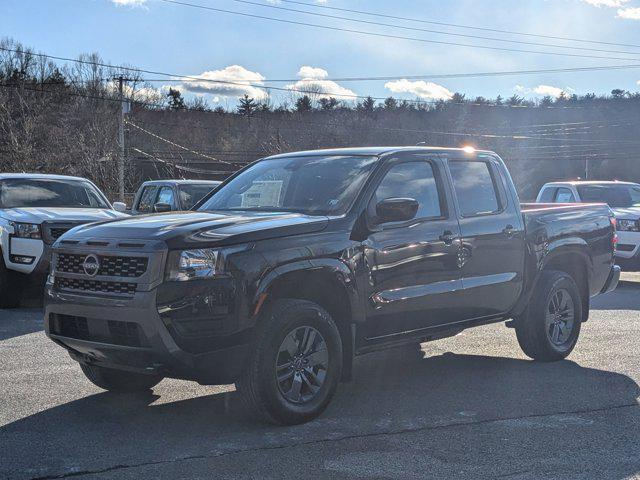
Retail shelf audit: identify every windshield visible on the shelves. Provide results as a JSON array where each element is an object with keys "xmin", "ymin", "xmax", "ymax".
[
  {"xmin": 0, "ymin": 178, "xmax": 110, "ymax": 209},
  {"xmin": 577, "ymin": 184, "xmax": 640, "ymax": 209},
  {"xmin": 198, "ymin": 155, "xmax": 378, "ymax": 215},
  {"xmin": 179, "ymin": 183, "xmax": 219, "ymax": 210}
]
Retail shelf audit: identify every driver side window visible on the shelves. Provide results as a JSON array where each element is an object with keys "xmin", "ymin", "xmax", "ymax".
[{"xmin": 373, "ymin": 161, "xmax": 442, "ymax": 221}]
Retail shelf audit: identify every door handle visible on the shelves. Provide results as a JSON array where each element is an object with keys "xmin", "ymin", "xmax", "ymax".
[
  {"xmin": 440, "ymin": 230, "xmax": 457, "ymax": 245},
  {"xmin": 503, "ymin": 225, "xmax": 516, "ymax": 238}
]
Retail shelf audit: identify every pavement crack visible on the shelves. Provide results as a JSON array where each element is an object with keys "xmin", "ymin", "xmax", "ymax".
[{"xmin": 28, "ymin": 402, "xmax": 639, "ymax": 479}]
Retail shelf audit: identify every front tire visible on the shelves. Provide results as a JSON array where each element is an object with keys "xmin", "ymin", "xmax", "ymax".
[
  {"xmin": 515, "ymin": 270, "xmax": 582, "ymax": 362},
  {"xmin": 237, "ymin": 299, "xmax": 343, "ymax": 425},
  {"xmin": 80, "ymin": 364, "xmax": 163, "ymax": 392}
]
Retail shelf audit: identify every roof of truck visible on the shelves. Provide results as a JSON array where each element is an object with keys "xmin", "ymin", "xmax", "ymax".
[
  {"xmin": 0, "ymin": 173, "xmax": 91, "ymax": 181},
  {"xmin": 139, "ymin": 180, "xmax": 221, "ymax": 186},
  {"xmin": 265, "ymin": 146, "xmax": 495, "ymax": 159}
]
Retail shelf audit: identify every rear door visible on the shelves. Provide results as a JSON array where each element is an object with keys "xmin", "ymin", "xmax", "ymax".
[
  {"xmin": 446, "ymin": 153, "xmax": 525, "ymax": 318},
  {"xmin": 362, "ymin": 154, "xmax": 464, "ymax": 341}
]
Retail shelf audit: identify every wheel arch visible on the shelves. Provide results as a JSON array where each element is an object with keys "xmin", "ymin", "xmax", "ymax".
[
  {"xmin": 253, "ymin": 259, "xmax": 362, "ymax": 381},
  {"xmin": 537, "ymin": 246, "xmax": 591, "ymax": 322}
]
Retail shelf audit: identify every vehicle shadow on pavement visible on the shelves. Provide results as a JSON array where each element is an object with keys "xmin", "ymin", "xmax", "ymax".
[
  {"xmin": 0, "ymin": 308, "xmax": 42, "ymax": 341},
  {"xmin": 1, "ymin": 348, "xmax": 639, "ymax": 479}
]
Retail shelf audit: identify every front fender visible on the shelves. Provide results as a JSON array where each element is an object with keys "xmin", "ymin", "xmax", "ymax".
[{"xmin": 253, "ymin": 258, "xmax": 363, "ymax": 324}]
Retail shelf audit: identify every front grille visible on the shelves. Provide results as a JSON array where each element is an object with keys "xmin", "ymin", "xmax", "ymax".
[
  {"xmin": 56, "ymin": 253, "xmax": 148, "ymax": 277},
  {"xmin": 42, "ymin": 222, "xmax": 87, "ymax": 245},
  {"xmin": 49, "ymin": 314, "xmax": 145, "ymax": 347},
  {"xmin": 55, "ymin": 277, "xmax": 136, "ymax": 296},
  {"xmin": 50, "ymin": 227, "xmax": 71, "ymax": 240},
  {"xmin": 617, "ymin": 244, "xmax": 635, "ymax": 252}
]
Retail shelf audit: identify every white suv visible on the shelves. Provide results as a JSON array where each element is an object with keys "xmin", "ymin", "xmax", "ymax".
[
  {"xmin": 536, "ymin": 181, "xmax": 640, "ymax": 261},
  {"xmin": 0, "ymin": 174, "xmax": 128, "ymax": 307}
]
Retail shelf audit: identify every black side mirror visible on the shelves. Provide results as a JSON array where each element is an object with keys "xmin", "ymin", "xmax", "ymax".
[
  {"xmin": 153, "ymin": 202, "xmax": 172, "ymax": 213},
  {"xmin": 375, "ymin": 197, "xmax": 419, "ymax": 224}
]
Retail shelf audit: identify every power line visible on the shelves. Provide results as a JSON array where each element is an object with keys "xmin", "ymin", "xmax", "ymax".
[
  {"xmin": 141, "ymin": 63, "xmax": 640, "ymax": 83},
  {"xmin": 2, "ymin": 46, "xmax": 638, "ymax": 110},
  {"xmin": 156, "ymin": 0, "xmax": 640, "ymax": 62},
  {"xmin": 224, "ymin": 0, "xmax": 640, "ymax": 56},
  {"xmin": 126, "ymin": 119, "xmax": 242, "ymax": 165},
  {"xmin": 274, "ymin": 0, "xmax": 640, "ymax": 49},
  {"xmin": 131, "ymin": 147, "xmax": 230, "ymax": 174}
]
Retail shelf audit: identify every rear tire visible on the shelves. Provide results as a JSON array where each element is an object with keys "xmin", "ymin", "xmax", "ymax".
[
  {"xmin": 80, "ymin": 364, "xmax": 162, "ymax": 392},
  {"xmin": 515, "ymin": 270, "xmax": 582, "ymax": 362},
  {"xmin": 0, "ymin": 256, "xmax": 20, "ymax": 309},
  {"xmin": 237, "ymin": 299, "xmax": 343, "ymax": 425}
]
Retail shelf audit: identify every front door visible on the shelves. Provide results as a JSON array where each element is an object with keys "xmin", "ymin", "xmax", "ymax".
[{"xmin": 362, "ymin": 156, "xmax": 464, "ymax": 342}]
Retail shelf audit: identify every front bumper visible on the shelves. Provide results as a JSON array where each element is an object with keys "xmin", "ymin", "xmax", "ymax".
[
  {"xmin": 614, "ymin": 231, "xmax": 640, "ymax": 259},
  {"xmin": 600, "ymin": 265, "xmax": 621, "ymax": 294},
  {"xmin": 3, "ymin": 237, "xmax": 48, "ymax": 275},
  {"xmin": 44, "ymin": 286, "xmax": 250, "ymax": 385}
]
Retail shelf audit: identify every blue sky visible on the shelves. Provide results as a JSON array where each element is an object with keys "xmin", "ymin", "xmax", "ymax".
[{"xmin": 2, "ymin": 0, "xmax": 640, "ymax": 106}]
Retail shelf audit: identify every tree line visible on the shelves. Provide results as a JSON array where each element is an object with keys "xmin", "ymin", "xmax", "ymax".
[{"xmin": 2, "ymin": 38, "xmax": 640, "ymax": 201}]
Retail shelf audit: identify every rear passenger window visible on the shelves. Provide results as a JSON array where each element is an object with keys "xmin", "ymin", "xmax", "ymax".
[
  {"xmin": 449, "ymin": 161, "xmax": 500, "ymax": 216},
  {"xmin": 555, "ymin": 188, "xmax": 576, "ymax": 203},
  {"xmin": 374, "ymin": 161, "xmax": 442, "ymax": 220},
  {"xmin": 538, "ymin": 187, "xmax": 556, "ymax": 203},
  {"xmin": 137, "ymin": 186, "xmax": 158, "ymax": 213}
]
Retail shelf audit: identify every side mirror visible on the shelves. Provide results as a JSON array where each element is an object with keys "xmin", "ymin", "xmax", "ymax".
[
  {"xmin": 375, "ymin": 197, "xmax": 419, "ymax": 224},
  {"xmin": 112, "ymin": 201, "xmax": 127, "ymax": 212},
  {"xmin": 153, "ymin": 202, "xmax": 172, "ymax": 213}
]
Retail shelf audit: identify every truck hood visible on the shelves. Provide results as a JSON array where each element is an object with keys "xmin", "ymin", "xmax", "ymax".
[
  {"xmin": 0, "ymin": 207, "xmax": 127, "ymax": 224},
  {"xmin": 611, "ymin": 207, "xmax": 640, "ymax": 219},
  {"xmin": 64, "ymin": 210, "xmax": 330, "ymax": 248}
]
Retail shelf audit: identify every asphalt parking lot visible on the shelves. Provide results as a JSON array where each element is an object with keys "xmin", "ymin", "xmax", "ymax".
[{"xmin": 1, "ymin": 284, "xmax": 639, "ymax": 480}]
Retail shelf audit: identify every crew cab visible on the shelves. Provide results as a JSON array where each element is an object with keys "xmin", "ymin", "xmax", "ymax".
[
  {"xmin": 130, "ymin": 180, "xmax": 221, "ymax": 214},
  {"xmin": 537, "ymin": 181, "xmax": 640, "ymax": 262},
  {"xmin": 44, "ymin": 147, "xmax": 619, "ymax": 425},
  {"xmin": 0, "ymin": 174, "xmax": 128, "ymax": 307}
]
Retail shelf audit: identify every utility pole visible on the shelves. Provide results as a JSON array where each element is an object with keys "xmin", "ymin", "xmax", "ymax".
[
  {"xmin": 585, "ymin": 156, "xmax": 589, "ymax": 180},
  {"xmin": 115, "ymin": 76, "xmax": 131, "ymax": 203}
]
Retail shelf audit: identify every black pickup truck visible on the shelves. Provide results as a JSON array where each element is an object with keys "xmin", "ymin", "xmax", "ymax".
[{"xmin": 44, "ymin": 147, "xmax": 619, "ymax": 425}]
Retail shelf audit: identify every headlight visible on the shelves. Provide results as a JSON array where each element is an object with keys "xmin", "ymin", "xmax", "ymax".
[
  {"xmin": 616, "ymin": 219, "xmax": 640, "ymax": 232},
  {"xmin": 166, "ymin": 249, "xmax": 222, "ymax": 281},
  {"xmin": 10, "ymin": 222, "xmax": 42, "ymax": 239}
]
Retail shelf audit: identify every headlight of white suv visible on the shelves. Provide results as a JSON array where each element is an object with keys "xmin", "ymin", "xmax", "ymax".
[
  {"xmin": 10, "ymin": 222, "xmax": 42, "ymax": 239},
  {"xmin": 616, "ymin": 219, "xmax": 639, "ymax": 232},
  {"xmin": 165, "ymin": 249, "xmax": 222, "ymax": 281}
]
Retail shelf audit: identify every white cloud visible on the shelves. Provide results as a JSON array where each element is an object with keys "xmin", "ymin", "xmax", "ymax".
[
  {"xmin": 617, "ymin": 6, "xmax": 640, "ymax": 18},
  {"xmin": 514, "ymin": 84, "xmax": 569, "ymax": 98},
  {"xmin": 111, "ymin": 0, "xmax": 147, "ymax": 6},
  {"xmin": 581, "ymin": 0, "xmax": 629, "ymax": 7},
  {"xmin": 384, "ymin": 79, "xmax": 453, "ymax": 100},
  {"xmin": 177, "ymin": 65, "xmax": 268, "ymax": 100},
  {"xmin": 297, "ymin": 66, "xmax": 328, "ymax": 80},
  {"xmin": 286, "ymin": 66, "xmax": 356, "ymax": 99}
]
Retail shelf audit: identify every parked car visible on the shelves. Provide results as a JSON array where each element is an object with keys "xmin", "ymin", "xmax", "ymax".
[
  {"xmin": 45, "ymin": 147, "xmax": 619, "ymax": 425},
  {"xmin": 0, "ymin": 173, "xmax": 128, "ymax": 308},
  {"xmin": 130, "ymin": 180, "xmax": 221, "ymax": 214},
  {"xmin": 536, "ymin": 181, "xmax": 640, "ymax": 262}
]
